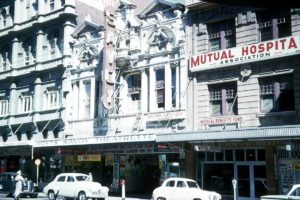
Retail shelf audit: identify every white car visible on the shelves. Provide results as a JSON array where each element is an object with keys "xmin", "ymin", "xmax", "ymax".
[
  {"xmin": 43, "ymin": 173, "xmax": 109, "ymax": 200},
  {"xmin": 261, "ymin": 184, "xmax": 300, "ymax": 200},
  {"xmin": 152, "ymin": 177, "xmax": 222, "ymax": 200}
]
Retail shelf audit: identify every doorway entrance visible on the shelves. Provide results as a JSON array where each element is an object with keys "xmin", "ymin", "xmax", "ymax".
[{"xmin": 236, "ymin": 164, "xmax": 267, "ymax": 200}]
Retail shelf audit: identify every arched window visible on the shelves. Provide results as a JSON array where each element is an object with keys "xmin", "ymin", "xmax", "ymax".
[
  {"xmin": 48, "ymin": 30, "xmax": 61, "ymax": 59},
  {"xmin": 23, "ymin": 37, "xmax": 36, "ymax": 65},
  {"xmin": 0, "ymin": 45, "xmax": 11, "ymax": 71},
  {"xmin": 1, "ymin": 9, "xmax": 7, "ymax": 28}
]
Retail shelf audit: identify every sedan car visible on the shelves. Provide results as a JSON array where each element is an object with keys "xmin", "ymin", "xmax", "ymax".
[
  {"xmin": 261, "ymin": 184, "xmax": 300, "ymax": 200},
  {"xmin": 43, "ymin": 173, "xmax": 109, "ymax": 200},
  {"xmin": 152, "ymin": 177, "xmax": 222, "ymax": 200}
]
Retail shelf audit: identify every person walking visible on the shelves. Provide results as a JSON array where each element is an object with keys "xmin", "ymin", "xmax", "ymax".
[{"xmin": 14, "ymin": 170, "xmax": 24, "ymax": 200}]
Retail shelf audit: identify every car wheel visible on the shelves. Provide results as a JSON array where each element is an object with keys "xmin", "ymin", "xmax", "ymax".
[
  {"xmin": 48, "ymin": 190, "xmax": 56, "ymax": 200},
  {"xmin": 78, "ymin": 191, "xmax": 87, "ymax": 200},
  {"xmin": 157, "ymin": 197, "xmax": 166, "ymax": 200}
]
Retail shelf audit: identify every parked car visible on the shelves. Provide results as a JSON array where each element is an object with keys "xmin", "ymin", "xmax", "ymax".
[
  {"xmin": 43, "ymin": 172, "xmax": 109, "ymax": 200},
  {"xmin": 261, "ymin": 184, "xmax": 300, "ymax": 200},
  {"xmin": 0, "ymin": 172, "xmax": 38, "ymax": 198},
  {"xmin": 152, "ymin": 177, "xmax": 222, "ymax": 200}
]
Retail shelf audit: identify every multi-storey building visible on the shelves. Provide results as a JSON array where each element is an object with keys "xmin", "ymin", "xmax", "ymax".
[
  {"xmin": 0, "ymin": 0, "xmax": 106, "ymax": 183},
  {"xmin": 102, "ymin": 0, "xmax": 187, "ymax": 193},
  {"xmin": 158, "ymin": 1, "xmax": 300, "ymax": 200},
  {"xmin": 0, "ymin": 0, "xmax": 76, "ymax": 175}
]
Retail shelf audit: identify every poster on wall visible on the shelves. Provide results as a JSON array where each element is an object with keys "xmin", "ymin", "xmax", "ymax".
[{"xmin": 105, "ymin": 153, "xmax": 114, "ymax": 166}]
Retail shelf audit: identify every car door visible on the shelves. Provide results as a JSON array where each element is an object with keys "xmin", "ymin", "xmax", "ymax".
[
  {"xmin": 63, "ymin": 175, "xmax": 76, "ymax": 197},
  {"xmin": 163, "ymin": 180, "xmax": 176, "ymax": 200},
  {"xmin": 174, "ymin": 180, "xmax": 188, "ymax": 200},
  {"xmin": 55, "ymin": 175, "xmax": 66, "ymax": 196}
]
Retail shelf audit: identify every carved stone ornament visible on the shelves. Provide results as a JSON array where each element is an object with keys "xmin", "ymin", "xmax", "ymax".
[{"xmin": 79, "ymin": 44, "xmax": 98, "ymax": 66}]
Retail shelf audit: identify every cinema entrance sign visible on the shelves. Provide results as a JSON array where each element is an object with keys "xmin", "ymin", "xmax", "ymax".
[{"xmin": 189, "ymin": 36, "xmax": 300, "ymax": 72}]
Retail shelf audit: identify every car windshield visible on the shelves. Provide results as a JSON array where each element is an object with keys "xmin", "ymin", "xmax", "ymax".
[
  {"xmin": 75, "ymin": 175, "xmax": 89, "ymax": 181},
  {"xmin": 187, "ymin": 181, "xmax": 199, "ymax": 188}
]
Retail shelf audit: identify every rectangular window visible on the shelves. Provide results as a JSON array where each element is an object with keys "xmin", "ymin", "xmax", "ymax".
[
  {"xmin": 19, "ymin": 93, "xmax": 33, "ymax": 113},
  {"xmin": 0, "ymin": 98, "xmax": 8, "ymax": 116},
  {"xmin": 156, "ymin": 69, "xmax": 165, "ymax": 108},
  {"xmin": 1, "ymin": 51, "xmax": 9, "ymax": 71},
  {"xmin": 171, "ymin": 68, "xmax": 176, "ymax": 107},
  {"xmin": 208, "ymin": 19, "xmax": 236, "ymax": 51},
  {"xmin": 44, "ymin": 88, "xmax": 59, "ymax": 109},
  {"xmin": 83, "ymin": 80, "xmax": 91, "ymax": 118},
  {"xmin": 209, "ymin": 83, "xmax": 237, "ymax": 116},
  {"xmin": 257, "ymin": 10, "xmax": 291, "ymax": 42},
  {"xmin": 128, "ymin": 74, "xmax": 141, "ymax": 101},
  {"xmin": 259, "ymin": 75, "xmax": 294, "ymax": 112}
]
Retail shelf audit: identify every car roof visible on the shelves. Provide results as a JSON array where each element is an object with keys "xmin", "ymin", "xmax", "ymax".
[
  {"xmin": 56, "ymin": 173, "xmax": 87, "ymax": 176},
  {"xmin": 164, "ymin": 177, "xmax": 196, "ymax": 182}
]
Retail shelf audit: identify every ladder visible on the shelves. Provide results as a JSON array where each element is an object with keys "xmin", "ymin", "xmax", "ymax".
[{"xmin": 132, "ymin": 112, "xmax": 143, "ymax": 132}]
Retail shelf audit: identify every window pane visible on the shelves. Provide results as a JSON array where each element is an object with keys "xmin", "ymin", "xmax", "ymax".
[
  {"xmin": 257, "ymin": 149, "xmax": 266, "ymax": 161},
  {"xmin": 278, "ymin": 22, "xmax": 291, "ymax": 38},
  {"xmin": 260, "ymin": 27, "xmax": 272, "ymax": 42},
  {"xmin": 235, "ymin": 149, "xmax": 244, "ymax": 161},
  {"xmin": 226, "ymin": 36, "xmax": 235, "ymax": 49},
  {"xmin": 210, "ymin": 38, "xmax": 221, "ymax": 51}
]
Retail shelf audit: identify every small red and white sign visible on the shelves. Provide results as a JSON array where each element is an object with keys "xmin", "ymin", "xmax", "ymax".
[{"xmin": 200, "ymin": 116, "xmax": 242, "ymax": 125}]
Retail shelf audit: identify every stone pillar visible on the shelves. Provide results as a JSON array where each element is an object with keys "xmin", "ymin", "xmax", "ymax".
[
  {"xmin": 36, "ymin": 29, "xmax": 45, "ymax": 63},
  {"xmin": 9, "ymin": 81, "xmax": 17, "ymax": 116},
  {"xmin": 141, "ymin": 69, "xmax": 148, "ymax": 112},
  {"xmin": 63, "ymin": 20, "xmax": 75, "ymax": 67},
  {"xmin": 14, "ymin": 0, "xmax": 21, "ymax": 24},
  {"xmin": 175, "ymin": 64, "xmax": 180, "ymax": 109},
  {"xmin": 266, "ymin": 146, "xmax": 277, "ymax": 194},
  {"xmin": 11, "ymin": 37, "xmax": 19, "ymax": 69},
  {"xmin": 72, "ymin": 81, "xmax": 79, "ymax": 120},
  {"xmin": 33, "ymin": 76, "xmax": 42, "ymax": 112},
  {"xmin": 164, "ymin": 63, "xmax": 172, "ymax": 110},
  {"xmin": 179, "ymin": 59, "xmax": 187, "ymax": 109},
  {"xmin": 90, "ymin": 78, "xmax": 95, "ymax": 118},
  {"xmin": 149, "ymin": 67, "xmax": 156, "ymax": 111},
  {"xmin": 37, "ymin": 0, "xmax": 46, "ymax": 15},
  {"xmin": 185, "ymin": 144, "xmax": 196, "ymax": 179}
]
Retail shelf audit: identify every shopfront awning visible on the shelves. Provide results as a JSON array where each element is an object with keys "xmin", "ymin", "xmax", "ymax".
[{"xmin": 156, "ymin": 125, "xmax": 300, "ymax": 142}]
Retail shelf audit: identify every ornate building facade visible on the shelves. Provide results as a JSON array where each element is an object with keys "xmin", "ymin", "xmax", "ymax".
[{"xmin": 170, "ymin": 1, "xmax": 300, "ymax": 200}]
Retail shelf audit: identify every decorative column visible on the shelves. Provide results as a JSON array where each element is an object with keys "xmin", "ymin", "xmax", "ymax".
[
  {"xmin": 149, "ymin": 67, "xmax": 156, "ymax": 111},
  {"xmin": 72, "ymin": 81, "xmax": 79, "ymax": 120},
  {"xmin": 11, "ymin": 38, "xmax": 19, "ymax": 69},
  {"xmin": 63, "ymin": 20, "xmax": 75, "ymax": 67},
  {"xmin": 35, "ymin": 30, "xmax": 45, "ymax": 64},
  {"xmin": 37, "ymin": 0, "xmax": 46, "ymax": 15},
  {"xmin": 164, "ymin": 63, "xmax": 172, "ymax": 110},
  {"xmin": 118, "ymin": 75, "xmax": 127, "ymax": 114},
  {"xmin": 90, "ymin": 78, "xmax": 95, "ymax": 118},
  {"xmin": 9, "ymin": 81, "xmax": 17, "ymax": 116},
  {"xmin": 14, "ymin": 0, "xmax": 21, "ymax": 24},
  {"xmin": 33, "ymin": 76, "xmax": 42, "ymax": 112},
  {"xmin": 175, "ymin": 64, "xmax": 180, "ymax": 109},
  {"xmin": 141, "ymin": 69, "xmax": 148, "ymax": 112}
]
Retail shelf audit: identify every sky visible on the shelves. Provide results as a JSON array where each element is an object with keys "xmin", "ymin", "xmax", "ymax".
[{"xmin": 77, "ymin": 0, "xmax": 120, "ymax": 10}]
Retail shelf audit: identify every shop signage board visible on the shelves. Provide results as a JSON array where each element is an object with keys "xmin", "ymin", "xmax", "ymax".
[
  {"xmin": 189, "ymin": 35, "xmax": 300, "ymax": 72},
  {"xmin": 147, "ymin": 111, "xmax": 185, "ymax": 122},
  {"xmin": 34, "ymin": 133, "xmax": 156, "ymax": 147},
  {"xmin": 78, "ymin": 154, "xmax": 101, "ymax": 162},
  {"xmin": 200, "ymin": 116, "xmax": 242, "ymax": 125}
]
